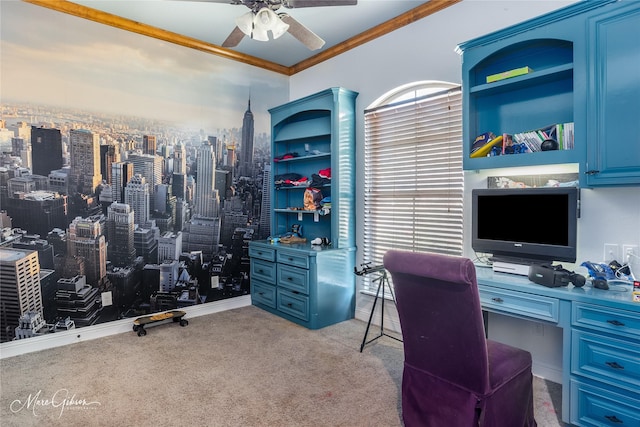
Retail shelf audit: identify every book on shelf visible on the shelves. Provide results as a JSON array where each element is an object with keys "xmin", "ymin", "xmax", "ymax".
[
  {"xmin": 486, "ymin": 66, "xmax": 533, "ymax": 83},
  {"xmin": 511, "ymin": 122, "xmax": 574, "ymax": 153}
]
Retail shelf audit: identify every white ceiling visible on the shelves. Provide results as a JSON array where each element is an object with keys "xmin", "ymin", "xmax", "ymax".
[{"xmin": 69, "ymin": 0, "xmax": 437, "ymax": 68}]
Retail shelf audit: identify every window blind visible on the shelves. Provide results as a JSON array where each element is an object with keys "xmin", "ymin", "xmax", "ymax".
[{"xmin": 362, "ymin": 85, "xmax": 463, "ymax": 291}]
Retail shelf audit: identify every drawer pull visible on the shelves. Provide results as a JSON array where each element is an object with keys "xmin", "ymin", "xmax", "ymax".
[
  {"xmin": 258, "ymin": 269, "xmax": 264, "ymax": 273},
  {"xmin": 286, "ymin": 303, "xmax": 293, "ymax": 307},
  {"xmin": 492, "ymin": 297, "xmax": 504, "ymax": 303},
  {"xmin": 607, "ymin": 320, "xmax": 625, "ymax": 326},
  {"xmin": 604, "ymin": 415, "xmax": 623, "ymax": 424},
  {"xmin": 605, "ymin": 361, "xmax": 624, "ymax": 370},
  {"xmin": 287, "ymin": 277, "xmax": 293, "ymax": 281}
]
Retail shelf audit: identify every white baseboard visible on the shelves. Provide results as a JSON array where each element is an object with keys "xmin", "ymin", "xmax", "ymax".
[
  {"xmin": 355, "ymin": 306, "xmax": 402, "ymax": 335},
  {"xmin": 532, "ymin": 361, "xmax": 563, "ymax": 385},
  {"xmin": 0, "ymin": 295, "xmax": 251, "ymax": 360}
]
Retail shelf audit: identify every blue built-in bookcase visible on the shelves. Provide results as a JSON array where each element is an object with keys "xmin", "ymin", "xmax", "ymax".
[
  {"xmin": 249, "ymin": 88, "xmax": 358, "ymax": 330},
  {"xmin": 458, "ymin": 0, "xmax": 640, "ymax": 187}
]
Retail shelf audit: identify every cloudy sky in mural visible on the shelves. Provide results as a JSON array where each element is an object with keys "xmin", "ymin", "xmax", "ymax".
[{"xmin": 0, "ymin": 1, "xmax": 288, "ymax": 134}]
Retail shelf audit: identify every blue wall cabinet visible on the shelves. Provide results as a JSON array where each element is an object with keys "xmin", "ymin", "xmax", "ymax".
[
  {"xmin": 584, "ymin": 2, "xmax": 640, "ymax": 186},
  {"xmin": 249, "ymin": 88, "xmax": 358, "ymax": 329},
  {"xmin": 458, "ymin": 0, "xmax": 640, "ymax": 187}
]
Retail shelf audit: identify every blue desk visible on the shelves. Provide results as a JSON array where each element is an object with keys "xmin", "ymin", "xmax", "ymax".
[{"xmin": 475, "ymin": 267, "xmax": 640, "ymax": 426}]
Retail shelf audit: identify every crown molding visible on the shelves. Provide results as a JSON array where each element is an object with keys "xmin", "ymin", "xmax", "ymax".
[{"xmin": 23, "ymin": 0, "xmax": 461, "ymax": 76}]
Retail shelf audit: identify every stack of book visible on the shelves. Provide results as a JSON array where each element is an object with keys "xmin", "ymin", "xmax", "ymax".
[{"xmin": 507, "ymin": 122, "xmax": 574, "ymax": 153}]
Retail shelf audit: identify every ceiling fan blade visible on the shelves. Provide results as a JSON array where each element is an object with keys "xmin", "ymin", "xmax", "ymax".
[
  {"xmin": 280, "ymin": 14, "xmax": 325, "ymax": 50},
  {"xmin": 222, "ymin": 26, "xmax": 246, "ymax": 47},
  {"xmin": 284, "ymin": 0, "xmax": 357, "ymax": 8}
]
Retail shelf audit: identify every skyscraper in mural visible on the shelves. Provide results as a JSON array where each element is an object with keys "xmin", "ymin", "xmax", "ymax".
[
  {"xmin": 30, "ymin": 126, "xmax": 63, "ymax": 177},
  {"xmin": 172, "ymin": 142, "xmax": 187, "ymax": 200},
  {"xmin": 67, "ymin": 216, "xmax": 107, "ymax": 287},
  {"xmin": 111, "ymin": 161, "xmax": 134, "ymax": 203},
  {"xmin": 194, "ymin": 141, "xmax": 217, "ymax": 218},
  {"xmin": 143, "ymin": 135, "xmax": 157, "ymax": 155},
  {"xmin": 128, "ymin": 153, "xmax": 162, "ymax": 208},
  {"xmin": 125, "ymin": 174, "xmax": 150, "ymax": 226},
  {"xmin": 106, "ymin": 202, "xmax": 136, "ymax": 267},
  {"xmin": 69, "ymin": 129, "xmax": 102, "ymax": 195},
  {"xmin": 259, "ymin": 164, "xmax": 271, "ymax": 239},
  {"xmin": 240, "ymin": 99, "xmax": 254, "ymax": 178},
  {"xmin": 100, "ymin": 143, "xmax": 121, "ymax": 184},
  {"xmin": 0, "ymin": 248, "xmax": 43, "ymax": 342}
]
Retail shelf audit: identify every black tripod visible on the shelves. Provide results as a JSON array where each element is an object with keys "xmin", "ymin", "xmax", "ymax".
[{"xmin": 355, "ymin": 263, "xmax": 403, "ymax": 352}]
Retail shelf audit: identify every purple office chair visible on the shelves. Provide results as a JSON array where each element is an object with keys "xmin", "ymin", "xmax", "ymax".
[{"xmin": 383, "ymin": 250, "xmax": 536, "ymax": 427}]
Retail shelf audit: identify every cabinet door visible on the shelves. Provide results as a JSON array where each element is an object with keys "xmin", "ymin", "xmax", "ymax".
[{"xmin": 585, "ymin": 4, "xmax": 640, "ymax": 186}]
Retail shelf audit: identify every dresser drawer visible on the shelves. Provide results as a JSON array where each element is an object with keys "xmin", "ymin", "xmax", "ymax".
[
  {"xmin": 573, "ymin": 302, "xmax": 640, "ymax": 341},
  {"xmin": 252, "ymin": 280, "xmax": 276, "ymax": 309},
  {"xmin": 572, "ymin": 330, "xmax": 640, "ymax": 393},
  {"xmin": 479, "ymin": 286, "xmax": 559, "ymax": 323},
  {"xmin": 251, "ymin": 259, "xmax": 276, "ymax": 283},
  {"xmin": 277, "ymin": 264, "xmax": 309, "ymax": 294},
  {"xmin": 249, "ymin": 245, "xmax": 276, "ymax": 262},
  {"xmin": 277, "ymin": 250, "xmax": 309, "ymax": 269},
  {"xmin": 570, "ymin": 379, "xmax": 640, "ymax": 427},
  {"xmin": 277, "ymin": 289, "xmax": 310, "ymax": 322}
]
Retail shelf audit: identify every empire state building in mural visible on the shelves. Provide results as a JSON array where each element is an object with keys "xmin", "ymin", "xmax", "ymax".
[{"xmin": 239, "ymin": 99, "xmax": 254, "ymax": 179}]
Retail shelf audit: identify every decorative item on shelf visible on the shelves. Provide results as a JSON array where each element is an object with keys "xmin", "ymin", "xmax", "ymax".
[
  {"xmin": 470, "ymin": 135, "xmax": 503, "ymax": 158},
  {"xmin": 303, "ymin": 187, "xmax": 323, "ymax": 211},
  {"xmin": 486, "ymin": 66, "xmax": 533, "ymax": 83},
  {"xmin": 470, "ymin": 132, "xmax": 496, "ymax": 154},
  {"xmin": 310, "ymin": 237, "xmax": 331, "ymax": 246},
  {"xmin": 279, "ymin": 235, "xmax": 307, "ymax": 244}
]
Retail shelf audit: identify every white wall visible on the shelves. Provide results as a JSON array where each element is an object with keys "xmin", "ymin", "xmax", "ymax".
[{"xmin": 290, "ymin": 0, "xmax": 640, "ymax": 381}]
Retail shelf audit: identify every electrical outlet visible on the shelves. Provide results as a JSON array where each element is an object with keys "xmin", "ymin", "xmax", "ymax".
[
  {"xmin": 604, "ymin": 244, "xmax": 619, "ymax": 262},
  {"xmin": 622, "ymin": 245, "xmax": 638, "ymax": 263}
]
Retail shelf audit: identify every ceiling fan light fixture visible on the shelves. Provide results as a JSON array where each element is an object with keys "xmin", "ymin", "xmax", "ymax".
[
  {"xmin": 270, "ymin": 14, "xmax": 290, "ymax": 39},
  {"xmin": 254, "ymin": 7, "xmax": 289, "ymax": 40},
  {"xmin": 235, "ymin": 12, "xmax": 254, "ymax": 37}
]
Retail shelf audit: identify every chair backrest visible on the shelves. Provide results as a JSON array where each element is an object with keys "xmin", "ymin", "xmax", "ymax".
[{"xmin": 383, "ymin": 250, "xmax": 490, "ymax": 394}]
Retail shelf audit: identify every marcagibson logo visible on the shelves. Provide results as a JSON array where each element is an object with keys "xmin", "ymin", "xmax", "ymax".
[{"xmin": 10, "ymin": 389, "xmax": 101, "ymax": 418}]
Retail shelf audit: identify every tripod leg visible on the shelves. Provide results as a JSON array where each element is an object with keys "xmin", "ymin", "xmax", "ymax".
[{"xmin": 359, "ymin": 277, "xmax": 383, "ymax": 352}]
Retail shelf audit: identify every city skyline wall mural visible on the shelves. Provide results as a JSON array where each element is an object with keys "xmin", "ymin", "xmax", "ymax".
[{"xmin": 0, "ymin": 1, "xmax": 289, "ymax": 342}]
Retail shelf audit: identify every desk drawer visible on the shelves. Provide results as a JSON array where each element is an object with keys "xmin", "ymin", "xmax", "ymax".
[
  {"xmin": 277, "ymin": 289, "xmax": 310, "ymax": 322},
  {"xmin": 570, "ymin": 379, "xmax": 640, "ymax": 427},
  {"xmin": 277, "ymin": 250, "xmax": 309, "ymax": 269},
  {"xmin": 249, "ymin": 245, "xmax": 276, "ymax": 262},
  {"xmin": 252, "ymin": 280, "xmax": 276, "ymax": 309},
  {"xmin": 573, "ymin": 303, "xmax": 640, "ymax": 341},
  {"xmin": 277, "ymin": 264, "xmax": 309, "ymax": 294},
  {"xmin": 572, "ymin": 330, "xmax": 640, "ymax": 393},
  {"xmin": 251, "ymin": 259, "xmax": 276, "ymax": 283},
  {"xmin": 479, "ymin": 286, "xmax": 559, "ymax": 323}
]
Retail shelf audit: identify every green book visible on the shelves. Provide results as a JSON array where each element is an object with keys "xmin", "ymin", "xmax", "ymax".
[{"xmin": 486, "ymin": 66, "xmax": 533, "ymax": 83}]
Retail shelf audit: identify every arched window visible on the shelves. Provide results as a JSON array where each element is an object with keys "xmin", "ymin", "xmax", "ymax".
[{"xmin": 363, "ymin": 81, "xmax": 463, "ymax": 287}]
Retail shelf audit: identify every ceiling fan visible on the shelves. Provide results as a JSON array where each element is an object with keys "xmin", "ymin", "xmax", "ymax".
[{"xmin": 197, "ymin": 0, "xmax": 358, "ymax": 50}]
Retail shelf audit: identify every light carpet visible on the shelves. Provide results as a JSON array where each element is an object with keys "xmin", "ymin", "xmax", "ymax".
[{"xmin": 0, "ymin": 305, "xmax": 563, "ymax": 426}]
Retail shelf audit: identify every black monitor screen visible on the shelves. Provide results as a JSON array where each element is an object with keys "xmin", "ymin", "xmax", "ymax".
[{"xmin": 472, "ymin": 187, "xmax": 578, "ymax": 263}]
